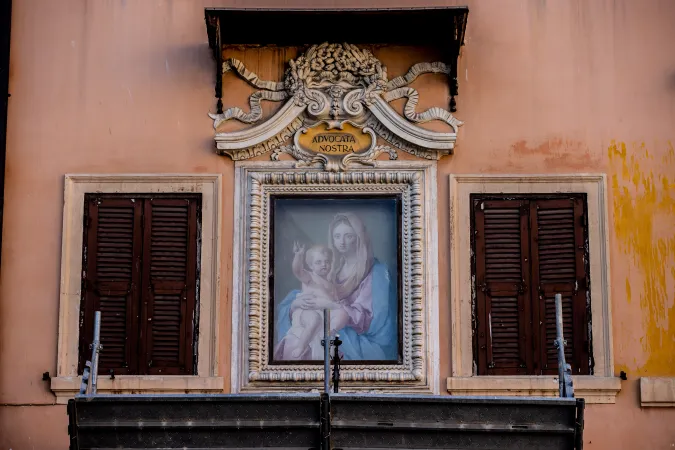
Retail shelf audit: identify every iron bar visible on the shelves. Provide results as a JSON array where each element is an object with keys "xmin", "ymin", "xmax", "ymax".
[
  {"xmin": 555, "ymin": 294, "xmax": 565, "ymax": 397},
  {"xmin": 89, "ymin": 311, "xmax": 102, "ymax": 394},
  {"xmin": 332, "ymin": 334, "xmax": 342, "ymax": 393},
  {"xmin": 323, "ymin": 309, "xmax": 330, "ymax": 393}
]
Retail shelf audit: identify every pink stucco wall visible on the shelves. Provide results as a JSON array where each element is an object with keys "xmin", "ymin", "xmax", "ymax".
[{"xmin": 1, "ymin": 0, "xmax": 674, "ymax": 448}]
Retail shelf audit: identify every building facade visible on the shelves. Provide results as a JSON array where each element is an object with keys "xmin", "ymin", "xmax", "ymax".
[{"xmin": 1, "ymin": 1, "xmax": 674, "ymax": 448}]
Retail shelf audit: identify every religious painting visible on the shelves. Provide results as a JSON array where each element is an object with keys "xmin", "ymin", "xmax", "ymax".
[{"xmin": 270, "ymin": 196, "xmax": 401, "ymax": 364}]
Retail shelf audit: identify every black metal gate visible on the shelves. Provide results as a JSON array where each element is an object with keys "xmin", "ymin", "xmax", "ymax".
[{"xmin": 68, "ymin": 392, "xmax": 584, "ymax": 449}]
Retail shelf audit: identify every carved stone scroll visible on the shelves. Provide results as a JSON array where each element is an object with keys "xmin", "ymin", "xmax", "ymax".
[{"xmin": 210, "ymin": 43, "xmax": 463, "ymax": 163}]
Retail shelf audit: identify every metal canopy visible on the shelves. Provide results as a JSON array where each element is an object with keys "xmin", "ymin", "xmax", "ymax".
[{"xmin": 204, "ymin": 7, "xmax": 469, "ymax": 113}]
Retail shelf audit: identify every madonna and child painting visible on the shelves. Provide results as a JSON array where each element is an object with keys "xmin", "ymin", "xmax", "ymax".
[{"xmin": 271, "ymin": 197, "xmax": 400, "ymax": 363}]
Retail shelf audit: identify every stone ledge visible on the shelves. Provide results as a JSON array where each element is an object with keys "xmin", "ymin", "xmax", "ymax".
[
  {"xmin": 447, "ymin": 376, "xmax": 621, "ymax": 404},
  {"xmin": 640, "ymin": 377, "xmax": 675, "ymax": 407},
  {"xmin": 51, "ymin": 376, "xmax": 224, "ymax": 404}
]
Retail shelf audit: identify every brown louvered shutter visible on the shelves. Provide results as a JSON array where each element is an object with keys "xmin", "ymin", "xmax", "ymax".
[
  {"xmin": 473, "ymin": 199, "xmax": 533, "ymax": 375},
  {"xmin": 530, "ymin": 198, "xmax": 589, "ymax": 375},
  {"xmin": 139, "ymin": 198, "xmax": 198, "ymax": 375},
  {"xmin": 79, "ymin": 197, "xmax": 142, "ymax": 375},
  {"xmin": 80, "ymin": 194, "xmax": 200, "ymax": 376}
]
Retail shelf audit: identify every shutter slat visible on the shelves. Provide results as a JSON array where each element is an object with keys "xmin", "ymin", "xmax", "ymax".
[
  {"xmin": 99, "ymin": 294, "xmax": 129, "ymax": 366},
  {"xmin": 140, "ymin": 198, "xmax": 199, "ymax": 376},
  {"xmin": 473, "ymin": 199, "xmax": 532, "ymax": 375},
  {"xmin": 533, "ymin": 198, "xmax": 590, "ymax": 375},
  {"xmin": 95, "ymin": 203, "xmax": 135, "ymax": 283},
  {"xmin": 79, "ymin": 197, "xmax": 142, "ymax": 375},
  {"xmin": 489, "ymin": 296, "xmax": 521, "ymax": 367},
  {"xmin": 150, "ymin": 202, "xmax": 189, "ymax": 281}
]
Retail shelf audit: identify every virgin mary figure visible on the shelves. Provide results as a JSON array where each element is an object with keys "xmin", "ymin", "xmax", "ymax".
[{"xmin": 274, "ymin": 212, "xmax": 399, "ymax": 361}]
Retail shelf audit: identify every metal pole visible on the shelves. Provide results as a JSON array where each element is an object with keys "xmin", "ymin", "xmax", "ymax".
[
  {"xmin": 555, "ymin": 294, "xmax": 565, "ymax": 398},
  {"xmin": 90, "ymin": 311, "xmax": 102, "ymax": 395},
  {"xmin": 554, "ymin": 293, "xmax": 574, "ymax": 398},
  {"xmin": 323, "ymin": 309, "xmax": 330, "ymax": 393}
]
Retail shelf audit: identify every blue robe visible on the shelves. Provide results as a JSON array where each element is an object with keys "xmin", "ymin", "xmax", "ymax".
[{"xmin": 274, "ymin": 260, "xmax": 398, "ymax": 361}]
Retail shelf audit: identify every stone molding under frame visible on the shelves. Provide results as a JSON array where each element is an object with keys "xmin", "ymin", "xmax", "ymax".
[
  {"xmin": 640, "ymin": 377, "xmax": 675, "ymax": 407},
  {"xmin": 209, "ymin": 42, "xmax": 463, "ymax": 167},
  {"xmin": 232, "ymin": 161, "xmax": 439, "ymax": 394}
]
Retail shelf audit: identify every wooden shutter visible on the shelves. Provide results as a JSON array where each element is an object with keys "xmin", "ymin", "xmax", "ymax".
[
  {"xmin": 79, "ymin": 197, "xmax": 142, "ymax": 375},
  {"xmin": 139, "ymin": 198, "xmax": 198, "ymax": 375},
  {"xmin": 473, "ymin": 199, "xmax": 533, "ymax": 375},
  {"xmin": 530, "ymin": 198, "xmax": 589, "ymax": 375}
]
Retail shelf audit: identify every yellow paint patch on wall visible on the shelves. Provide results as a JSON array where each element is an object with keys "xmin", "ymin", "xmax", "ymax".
[
  {"xmin": 609, "ymin": 141, "xmax": 675, "ymax": 376},
  {"xmin": 625, "ymin": 279, "xmax": 631, "ymax": 304}
]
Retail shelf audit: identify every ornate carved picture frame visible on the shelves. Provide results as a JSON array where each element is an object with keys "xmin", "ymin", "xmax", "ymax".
[{"xmin": 232, "ymin": 161, "xmax": 439, "ymax": 393}]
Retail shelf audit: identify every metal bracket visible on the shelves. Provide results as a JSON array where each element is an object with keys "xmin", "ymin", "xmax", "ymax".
[
  {"xmin": 79, "ymin": 310, "xmax": 102, "ymax": 396},
  {"xmin": 321, "ymin": 309, "xmax": 344, "ymax": 395},
  {"xmin": 331, "ymin": 335, "xmax": 342, "ymax": 393}
]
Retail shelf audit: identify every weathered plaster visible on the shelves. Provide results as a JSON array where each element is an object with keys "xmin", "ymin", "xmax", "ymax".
[
  {"xmin": 609, "ymin": 141, "xmax": 675, "ymax": 376},
  {"xmin": 509, "ymin": 138, "xmax": 601, "ymax": 171},
  {"xmin": 3, "ymin": 0, "xmax": 675, "ymax": 447}
]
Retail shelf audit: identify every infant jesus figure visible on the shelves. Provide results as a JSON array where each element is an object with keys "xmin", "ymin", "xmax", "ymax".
[{"xmin": 282, "ymin": 242, "xmax": 351, "ymax": 359}]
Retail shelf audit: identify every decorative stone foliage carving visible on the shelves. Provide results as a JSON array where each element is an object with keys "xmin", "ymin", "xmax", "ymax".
[{"xmin": 210, "ymin": 43, "xmax": 462, "ymax": 166}]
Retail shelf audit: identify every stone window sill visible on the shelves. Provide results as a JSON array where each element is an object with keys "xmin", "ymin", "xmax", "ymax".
[
  {"xmin": 640, "ymin": 377, "xmax": 675, "ymax": 407},
  {"xmin": 447, "ymin": 376, "xmax": 621, "ymax": 404},
  {"xmin": 51, "ymin": 376, "xmax": 224, "ymax": 404}
]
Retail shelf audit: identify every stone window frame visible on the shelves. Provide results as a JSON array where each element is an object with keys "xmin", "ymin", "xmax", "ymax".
[
  {"xmin": 448, "ymin": 174, "xmax": 621, "ymax": 404},
  {"xmin": 51, "ymin": 174, "xmax": 223, "ymax": 404}
]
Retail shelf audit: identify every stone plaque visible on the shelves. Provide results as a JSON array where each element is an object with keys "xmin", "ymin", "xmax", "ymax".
[{"xmin": 297, "ymin": 122, "xmax": 373, "ymax": 155}]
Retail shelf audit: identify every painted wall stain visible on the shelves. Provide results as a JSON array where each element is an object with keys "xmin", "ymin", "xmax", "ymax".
[
  {"xmin": 510, "ymin": 138, "xmax": 599, "ymax": 170},
  {"xmin": 609, "ymin": 140, "xmax": 675, "ymax": 376},
  {"xmin": 625, "ymin": 279, "xmax": 631, "ymax": 304}
]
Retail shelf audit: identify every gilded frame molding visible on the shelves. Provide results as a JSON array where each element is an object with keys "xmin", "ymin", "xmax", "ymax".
[{"xmin": 232, "ymin": 161, "xmax": 439, "ymax": 393}]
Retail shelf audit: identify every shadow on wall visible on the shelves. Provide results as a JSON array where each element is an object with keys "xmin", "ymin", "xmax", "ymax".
[{"xmin": 667, "ymin": 71, "xmax": 675, "ymax": 91}]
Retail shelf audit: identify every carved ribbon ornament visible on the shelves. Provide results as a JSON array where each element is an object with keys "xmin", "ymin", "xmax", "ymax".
[{"xmin": 209, "ymin": 42, "xmax": 463, "ymax": 168}]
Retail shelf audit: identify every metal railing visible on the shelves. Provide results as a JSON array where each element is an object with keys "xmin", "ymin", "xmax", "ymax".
[
  {"xmin": 79, "ymin": 294, "xmax": 571, "ymax": 399},
  {"xmin": 67, "ymin": 299, "xmax": 585, "ymax": 449}
]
